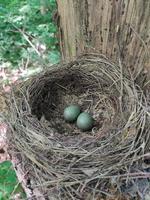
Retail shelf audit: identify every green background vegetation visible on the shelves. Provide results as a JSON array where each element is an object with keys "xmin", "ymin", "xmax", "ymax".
[{"xmin": 0, "ymin": 0, "xmax": 60, "ymax": 67}]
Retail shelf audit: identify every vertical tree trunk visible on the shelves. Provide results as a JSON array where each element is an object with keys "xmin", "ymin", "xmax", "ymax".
[{"xmin": 56, "ymin": 0, "xmax": 150, "ymax": 76}]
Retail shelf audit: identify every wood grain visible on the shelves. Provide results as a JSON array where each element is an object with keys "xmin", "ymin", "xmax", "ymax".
[{"xmin": 56, "ymin": 0, "xmax": 150, "ymax": 76}]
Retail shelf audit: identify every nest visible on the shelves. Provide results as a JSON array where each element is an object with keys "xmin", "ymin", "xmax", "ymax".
[{"xmin": 7, "ymin": 54, "xmax": 149, "ymax": 199}]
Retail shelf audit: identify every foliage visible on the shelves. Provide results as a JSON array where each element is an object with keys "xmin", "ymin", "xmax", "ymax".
[
  {"xmin": 0, "ymin": 161, "xmax": 26, "ymax": 200},
  {"xmin": 0, "ymin": 1, "xmax": 60, "ymax": 199},
  {"xmin": 0, "ymin": 0, "xmax": 60, "ymax": 68}
]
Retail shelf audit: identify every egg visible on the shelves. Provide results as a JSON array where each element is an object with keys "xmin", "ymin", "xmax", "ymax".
[
  {"xmin": 64, "ymin": 105, "xmax": 81, "ymax": 122},
  {"xmin": 77, "ymin": 112, "xmax": 94, "ymax": 131}
]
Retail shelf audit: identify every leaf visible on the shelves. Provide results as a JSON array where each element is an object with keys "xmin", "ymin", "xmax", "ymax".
[{"xmin": 0, "ymin": 161, "xmax": 26, "ymax": 199}]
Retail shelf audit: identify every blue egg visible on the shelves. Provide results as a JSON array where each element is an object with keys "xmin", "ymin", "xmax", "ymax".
[
  {"xmin": 77, "ymin": 112, "xmax": 93, "ymax": 131},
  {"xmin": 64, "ymin": 105, "xmax": 81, "ymax": 122}
]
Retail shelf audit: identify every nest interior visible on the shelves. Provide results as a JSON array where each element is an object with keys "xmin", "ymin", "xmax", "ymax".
[
  {"xmin": 30, "ymin": 62, "xmax": 123, "ymax": 136},
  {"xmin": 8, "ymin": 54, "xmax": 149, "ymax": 199}
]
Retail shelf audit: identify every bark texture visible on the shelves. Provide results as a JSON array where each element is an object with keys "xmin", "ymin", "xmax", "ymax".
[{"xmin": 56, "ymin": 0, "xmax": 150, "ymax": 76}]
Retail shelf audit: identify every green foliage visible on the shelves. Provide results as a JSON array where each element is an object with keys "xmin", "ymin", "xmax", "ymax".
[
  {"xmin": 0, "ymin": 161, "xmax": 26, "ymax": 200},
  {"xmin": 0, "ymin": 0, "xmax": 60, "ymax": 67}
]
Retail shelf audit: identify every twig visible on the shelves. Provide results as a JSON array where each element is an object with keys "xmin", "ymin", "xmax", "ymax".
[{"xmin": 9, "ymin": 22, "xmax": 41, "ymax": 57}]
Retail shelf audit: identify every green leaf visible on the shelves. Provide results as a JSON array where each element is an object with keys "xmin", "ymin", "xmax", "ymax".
[{"xmin": 0, "ymin": 161, "xmax": 26, "ymax": 200}]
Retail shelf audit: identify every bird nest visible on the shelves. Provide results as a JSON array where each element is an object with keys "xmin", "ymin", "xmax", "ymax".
[{"xmin": 7, "ymin": 54, "xmax": 149, "ymax": 199}]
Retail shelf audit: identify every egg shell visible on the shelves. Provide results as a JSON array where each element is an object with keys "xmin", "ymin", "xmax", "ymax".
[
  {"xmin": 77, "ymin": 112, "xmax": 93, "ymax": 131},
  {"xmin": 64, "ymin": 105, "xmax": 81, "ymax": 122}
]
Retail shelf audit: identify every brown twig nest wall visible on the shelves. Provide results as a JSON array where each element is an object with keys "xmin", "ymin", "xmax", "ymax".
[{"xmin": 8, "ymin": 54, "xmax": 149, "ymax": 199}]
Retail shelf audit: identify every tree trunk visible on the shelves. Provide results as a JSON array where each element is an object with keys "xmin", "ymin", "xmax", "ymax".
[{"xmin": 56, "ymin": 0, "xmax": 150, "ymax": 76}]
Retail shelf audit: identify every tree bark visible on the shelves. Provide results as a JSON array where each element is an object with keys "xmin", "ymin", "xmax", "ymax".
[{"xmin": 56, "ymin": 0, "xmax": 150, "ymax": 76}]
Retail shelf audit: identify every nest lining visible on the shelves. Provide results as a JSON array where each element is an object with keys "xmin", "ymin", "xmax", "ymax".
[
  {"xmin": 29, "ymin": 67, "xmax": 121, "ymax": 136},
  {"xmin": 8, "ymin": 54, "xmax": 148, "ymax": 199}
]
